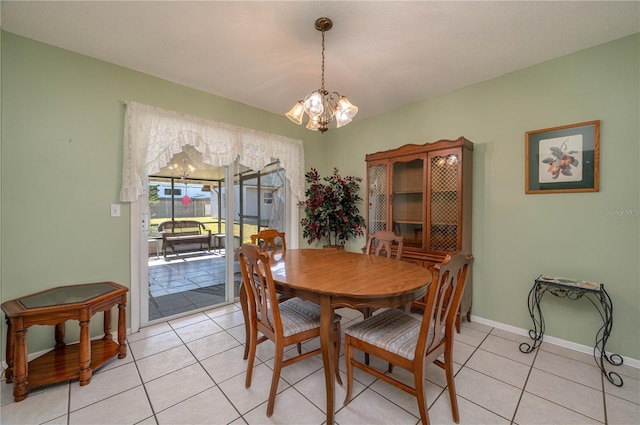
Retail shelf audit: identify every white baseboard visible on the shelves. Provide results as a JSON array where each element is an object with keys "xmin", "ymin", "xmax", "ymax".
[{"xmin": 470, "ymin": 315, "xmax": 640, "ymax": 370}]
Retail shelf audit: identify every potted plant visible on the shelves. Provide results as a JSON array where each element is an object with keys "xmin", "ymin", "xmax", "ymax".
[{"xmin": 299, "ymin": 167, "xmax": 366, "ymax": 248}]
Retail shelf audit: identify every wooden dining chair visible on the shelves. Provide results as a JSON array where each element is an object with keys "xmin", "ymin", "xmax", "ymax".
[
  {"xmin": 361, "ymin": 230, "xmax": 404, "ymax": 320},
  {"xmin": 360, "ymin": 230, "xmax": 404, "ymax": 364},
  {"xmin": 365, "ymin": 230, "xmax": 404, "ymax": 260},
  {"xmin": 250, "ymin": 229, "xmax": 287, "ymax": 254},
  {"xmin": 343, "ymin": 251, "xmax": 473, "ymax": 425},
  {"xmin": 238, "ymin": 243, "xmax": 342, "ymax": 417},
  {"xmin": 241, "ymin": 229, "xmax": 287, "ymax": 360}
]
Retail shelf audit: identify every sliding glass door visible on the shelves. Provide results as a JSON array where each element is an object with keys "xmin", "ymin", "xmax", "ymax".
[{"xmin": 141, "ymin": 157, "xmax": 288, "ymax": 326}]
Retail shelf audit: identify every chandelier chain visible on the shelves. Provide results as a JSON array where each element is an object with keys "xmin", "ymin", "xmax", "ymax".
[{"xmin": 320, "ymin": 28, "xmax": 325, "ymax": 93}]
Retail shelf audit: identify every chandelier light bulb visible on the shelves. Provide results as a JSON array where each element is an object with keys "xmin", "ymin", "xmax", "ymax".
[{"xmin": 304, "ymin": 91, "xmax": 324, "ymax": 118}]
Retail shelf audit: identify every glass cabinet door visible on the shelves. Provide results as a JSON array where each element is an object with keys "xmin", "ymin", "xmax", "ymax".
[
  {"xmin": 391, "ymin": 158, "xmax": 424, "ymax": 249},
  {"xmin": 367, "ymin": 164, "xmax": 388, "ymax": 234},
  {"xmin": 428, "ymin": 152, "xmax": 460, "ymax": 252}
]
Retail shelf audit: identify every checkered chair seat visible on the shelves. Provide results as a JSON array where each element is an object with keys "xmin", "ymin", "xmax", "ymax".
[{"xmin": 345, "ymin": 308, "xmax": 434, "ymax": 361}]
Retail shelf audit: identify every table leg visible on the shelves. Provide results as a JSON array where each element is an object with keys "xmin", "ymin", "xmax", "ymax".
[
  {"xmin": 592, "ymin": 288, "xmax": 623, "ymax": 386},
  {"xmin": 117, "ymin": 298, "xmax": 127, "ymax": 359},
  {"xmin": 78, "ymin": 319, "xmax": 92, "ymax": 385},
  {"xmin": 320, "ymin": 295, "xmax": 335, "ymax": 425},
  {"xmin": 54, "ymin": 322, "xmax": 66, "ymax": 349},
  {"xmin": 12, "ymin": 319, "xmax": 28, "ymax": 402},
  {"xmin": 519, "ymin": 282, "xmax": 547, "ymax": 353},
  {"xmin": 5, "ymin": 317, "xmax": 14, "ymax": 383},
  {"xmin": 103, "ymin": 309, "xmax": 113, "ymax": 341}
]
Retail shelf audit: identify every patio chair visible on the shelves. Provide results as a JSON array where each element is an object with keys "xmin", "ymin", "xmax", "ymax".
[
  {"xmin": 343, "ymin": 251, "xmax": 473, "ymax": 425},
  {"xmin": 238, "ymin": 243, "xmax": 342, "ymax": 417}
]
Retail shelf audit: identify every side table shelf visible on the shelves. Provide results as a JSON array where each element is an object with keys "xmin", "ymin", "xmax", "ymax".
[
  {"xmin": 519, "ymin": 275, "xmax": 623, "ymax": 387},
  {"xmin": 22, "ymin": 339, "xmax": 121, "ymax": 389}
]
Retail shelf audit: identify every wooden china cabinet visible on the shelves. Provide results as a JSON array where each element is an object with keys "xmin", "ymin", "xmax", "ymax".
[{"xmin": 365, "ymin": 137, "xmax": 473, "ymax": 326}]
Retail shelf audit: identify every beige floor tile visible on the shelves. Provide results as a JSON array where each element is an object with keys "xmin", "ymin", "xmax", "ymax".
[
  {"xmin": 126, "ymin": 321, "xmax": 173, "ymax": 343},
  {"xmin": 514, "ymin": 392, "xmax": 601, "ymax": 424},
  {"xmin": 156, "ymin": 386, "xmax": 240, "ymax": 425},
  {"xmin": 428, "ymin": 393, "xmax": 511, "ymax": 425},
  {"xmin": 605, "ymin": 392, "xmax": 640, "ymax": 425},
  {"xmin": 454, "ymin": 325, "xmax": 488, "ymax": 347},
  {"xmin": 69, "ymin": 385, "xmax": 153, "ymax": 425},
  {"xmin": 525, "ymin": 368, "xmax": 605, "ymax": 422},
  {"xmin": 491, "ymin": 327, "xmax": 529, "ymax": 343},
  {"xmin": 336, "ymin": 386, "xmax": 419, "ymax": 424},
  {"xmin": 534, "ymin": 349, "xmax": 603, "ymax": 390},
  {"xmin": 69, "ymin": 362, "xmax": 142, "ymax": 411},
  {"xmin": 466, "ymin": 348, "xmax": 530, "ymax": 388},
  {"xmin": 296, "ymin": 368, "xmax": 367, "ymax": 413},
  {"xmin": 186, "ymin": 330, "xmax": 241, "ymax": 360},
  {"xmin": 204, "ymin": 303, "xmax": 240, "ymax": 318},
  {"xmin": 539, "ymin": 340, "xmax": 596, "ymax": 365},
  {"xmin": 168, "ymin": 311, "xmax": 210, "ymax": 329},
  {"xmin": 136, "ymin": 344, "xmax": 197, "ymax": 382},
  {"xmin": 462, "ymin": 320, "xmax": 493, "ymax": 334},
  {"xmin": 200, "ymin": 344, "xmax": 251, "ymax": 384},
  {"xmin": 369, "ymin": 371, "xmax": 445, "ymax": 417},
  {"xmin": 604, "ymin": 371, "xmax": 640, "ymax": 404},
  {"xmin": 265, "ymin": 350, "xmax": 325, "ymax": 385},
  {"xmin": 225, "ymin": 322, "xmax": 247, "ymax": 344},
  {"xmin": 42, "ymin": 414, "xmax": 68, "ymax": 425},
  {"xmin": 480, "ymin": 334, "xmax": 536, "ymax": 366},
  {"xmin": 452, "ymin": 339, "xmax": 476, "ymax": 365},
  {"xmin": 423, "ymin": 360, "xmax": 463, "ymax": 389},
  {"xmin": 128, "ymin": 329, "xmax": 183, "ymax": 359},
  {"xmin": 212, "ymin": 310, "xmax": 245, "ymax": 329},
  {"xmin": 218, "ymin": 363, "xmax": 290, "ymax": 415},
  {"xmin": 173, "ymin": 318, "xmax": 224, "ymax": 343},
  {"xmin": 145, "ymin": 363, "xmax": 215, "ymax": 413},
  {"xmin": 0, "ymin": 383, "xmax": 69, "ymax": 425},
  {"xmin": 453, "ymin": 367, "xmax": 521, "ymax": 419},
  {"xmin": 244, "ymin": 386, "xmax": 326, "ymax": 425}
]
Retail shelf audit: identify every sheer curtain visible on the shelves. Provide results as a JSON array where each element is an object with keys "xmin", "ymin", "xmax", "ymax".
[{"xmin": 119, "ymin": 101, "xmax": 305, "ymax": 203}]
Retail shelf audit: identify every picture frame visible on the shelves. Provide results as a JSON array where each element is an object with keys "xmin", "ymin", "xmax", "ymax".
[{"xmin": 525, "ymin": 120, "xmax": 600, "ymax": 194}]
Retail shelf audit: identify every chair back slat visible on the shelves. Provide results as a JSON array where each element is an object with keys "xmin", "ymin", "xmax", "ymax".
[
  {"xmin": 365, "ymin": 230, "xmax": 404, "ymax": 260},
  {"xmin": 238, "ymin": 244, "xmax": 282, "ymax": 336}
]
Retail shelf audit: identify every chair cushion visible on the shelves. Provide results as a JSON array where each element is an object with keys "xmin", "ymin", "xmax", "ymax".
[
  {"xmin": 271, "ymin": 298, "xmax": 341, "ymax": 337},
  {"xmin": 345, "ymin": 308, "xmax": 433, "ymax": 361}
]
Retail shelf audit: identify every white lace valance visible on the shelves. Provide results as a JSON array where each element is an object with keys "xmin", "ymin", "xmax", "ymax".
[{"xmin": 119, "ymin": 101, "xmax": 305, "ymax": 202}]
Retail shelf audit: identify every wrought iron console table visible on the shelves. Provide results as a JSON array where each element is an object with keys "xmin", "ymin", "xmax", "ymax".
[{"xmin": 519, "ymin": 275, "xmax": 623, "ymax": 387}]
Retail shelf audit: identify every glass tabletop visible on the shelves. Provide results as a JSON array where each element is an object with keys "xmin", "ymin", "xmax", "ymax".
[{"xmin": 19, "ymin": 283, "xmax": 118, "ymax": 309}]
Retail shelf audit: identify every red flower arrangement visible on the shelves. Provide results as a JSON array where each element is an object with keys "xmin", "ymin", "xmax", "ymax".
[{"xmin": 299, "ymin": 168, "xmax": 366, "ymax": 247}]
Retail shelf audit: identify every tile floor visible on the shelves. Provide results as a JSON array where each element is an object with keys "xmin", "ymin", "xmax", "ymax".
[{"xmin": 1, "ymin": 304, "xmax": 639, "ymax": 425}]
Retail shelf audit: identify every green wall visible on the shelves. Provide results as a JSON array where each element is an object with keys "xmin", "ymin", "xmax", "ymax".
[
  {"xmin": 1, "ymin": 31, "xmax": 638, "ymax": 361},
  {"xmin": 331, "ymin": 34, "xmax": 640, "ymax": 360},
  {"xmin": 0, "ymin": 32, "xmax": 325, "ymax": 354}
]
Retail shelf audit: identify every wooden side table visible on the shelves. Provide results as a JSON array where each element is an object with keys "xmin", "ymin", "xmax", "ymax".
[{"xmin": 2, "ymin": 281, "xmax": 128, "ymax": 402}]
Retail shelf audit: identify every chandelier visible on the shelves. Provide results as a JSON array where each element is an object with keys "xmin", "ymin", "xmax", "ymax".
[{"xmin": 286, "ymin": 17, "xmax": 358, "ymax": 133}]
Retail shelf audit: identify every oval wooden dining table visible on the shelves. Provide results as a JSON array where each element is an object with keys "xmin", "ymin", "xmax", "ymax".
[{"xmin": 264, "ymin": 248, "xmax": 431, "ymax": 425}]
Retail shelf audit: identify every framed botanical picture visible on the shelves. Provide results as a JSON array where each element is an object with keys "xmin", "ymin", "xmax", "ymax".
[{"xmin": 525, "ymin": 120, "xmax": 600, "ymax": 194}]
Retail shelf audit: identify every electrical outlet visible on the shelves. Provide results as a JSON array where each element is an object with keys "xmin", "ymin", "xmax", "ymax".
[{"xmin": 110, "ymin": 203, "xmax": 121, "ymax": 217}]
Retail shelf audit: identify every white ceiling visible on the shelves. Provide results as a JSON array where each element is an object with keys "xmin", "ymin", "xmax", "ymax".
[{"xmin": 2, "ymin": 1, "xmax": 639, "ymax": 124}]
